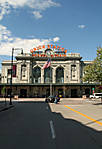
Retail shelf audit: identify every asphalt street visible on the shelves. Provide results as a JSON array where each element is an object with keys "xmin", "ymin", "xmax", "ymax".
[{"xmin": 0, "ymin": 99, "xmax": 102, "ymax": 149}]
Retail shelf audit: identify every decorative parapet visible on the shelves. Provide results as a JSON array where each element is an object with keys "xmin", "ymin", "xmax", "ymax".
[{"xmin": 67, "ymin": 53, "xmax": 80, "ymax": 57}]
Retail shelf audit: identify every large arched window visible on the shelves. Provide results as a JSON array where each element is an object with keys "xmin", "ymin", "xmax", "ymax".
[
  {"xmin": 44, "ymin": 67, "xmax": 52, "ymax": 83},
  {"xmin": 56, "ymin": 67, "xmax": 64, "ymax": 83},
  {"xmin": 33, "ymin": 66, "xmax": 41, "ymax": 83}
]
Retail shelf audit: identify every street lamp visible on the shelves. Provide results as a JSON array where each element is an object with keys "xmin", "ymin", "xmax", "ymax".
[{"xmin": 10, "ymin": 48, "xmax": 23, "ymax": 105}]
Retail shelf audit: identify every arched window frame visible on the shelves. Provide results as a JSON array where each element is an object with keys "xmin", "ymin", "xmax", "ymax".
[
  {"xmin": 33, "ymin": 66, "xmax": 41, "ymax": 83},
  {"xmin": 44, "ymin": 67, "xmax": 52, "ymax": 83},
  {"xmin": 56, "ymin": 66, "xmax": 64, "ymax": 83}
]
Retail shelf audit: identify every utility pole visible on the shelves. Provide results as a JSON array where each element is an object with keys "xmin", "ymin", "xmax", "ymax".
[{"xmin": 9, "ymin": 48, "xmax": 23, "ymax": 105}]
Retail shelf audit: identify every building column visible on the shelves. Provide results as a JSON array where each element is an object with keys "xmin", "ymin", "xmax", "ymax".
[
  {"xmin": 52, "ymin": 67, "xmax": 56, "ymax": 83},
  {"xmin": 41, "ymin": 68, "xmax": 44, "ymax": 83},
  {"xmin": 27, "ymin": 62, "xmax": 30, "ymax": 83},
  {"xmin": 64, "ymin": 67, "xmax": 68, "ymax": 83},
  {"xmin": 77, "ymin": 62, "xmax": 80, "ymax": 83},
  {"xmin": 63, "ymin": 86, "xmax": 66, "ymax": 97},
  {"xmin": 17, "ymin": 62, "xmax": 22, "ymax": 83}
]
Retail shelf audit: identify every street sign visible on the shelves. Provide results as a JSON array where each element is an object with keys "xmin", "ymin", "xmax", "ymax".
[{"xmin": 92, "ymin": 88, "xmax": 95, "ymax": 91}]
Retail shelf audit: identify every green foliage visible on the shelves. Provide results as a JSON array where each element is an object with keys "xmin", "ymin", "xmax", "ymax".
[
  {"xmin": 83, "ymin": 47, "xmax": 102, "ymax": 84},
  {"xmin": 1, "ymin": 86, "xmax": 6, "ymax": 96}
]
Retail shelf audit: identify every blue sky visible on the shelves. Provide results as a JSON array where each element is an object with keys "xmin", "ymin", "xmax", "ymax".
[{"xmin": 0, "ymin": 0, "xmax": 102, "ymax": 65}]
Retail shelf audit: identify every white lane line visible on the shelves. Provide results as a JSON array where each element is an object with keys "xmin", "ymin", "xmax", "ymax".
[
  {"xmin": 49, "ymin": 120, "xmax": 56, "ymax": 139},
  {"xmin": 46, "ymin": 106, "xmax": 48, "ymax": 110}
]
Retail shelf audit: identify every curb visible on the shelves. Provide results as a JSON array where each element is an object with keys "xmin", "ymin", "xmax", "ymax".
[{"xmin": 0, "ymin": 105, "xmax": 14, "ymax": 112}]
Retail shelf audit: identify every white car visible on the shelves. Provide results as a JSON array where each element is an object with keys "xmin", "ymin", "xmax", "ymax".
[{"xmin": 90, "ymin": 93, "xmax": 102, "ymax": 99}]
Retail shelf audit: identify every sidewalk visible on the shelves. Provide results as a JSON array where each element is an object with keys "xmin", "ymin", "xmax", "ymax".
[
  {"xmin": 0, "ymin": 97, "xmax": 102, "ymax": 107},
  {"xmin": 0, "ymin": 99, "xmax": 14, "ymax": 112}
]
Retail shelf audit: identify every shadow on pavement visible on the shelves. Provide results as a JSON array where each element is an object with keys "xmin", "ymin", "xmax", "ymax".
[
  {"xmin": 93, "ymin": 103, "xmax": 102, "ymax": 105},
  {"xmin": 0, "ymin": 101, "xmax": 102, "ymax": 149}
]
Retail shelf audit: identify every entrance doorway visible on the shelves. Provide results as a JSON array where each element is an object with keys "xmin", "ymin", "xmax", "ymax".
[
  {"xmin": 71, "ymin": 89, "xmax": 77, "ymax": 98},
  {"xmin": 7, "ymin": 89, "xmax": 11, "ymax": 97},
  {"xmin": 85, "ymin": 88, "xmax": 90, "ymax": 97},
  {"xmin": 20, "ymin": 89, "xmax": 27, "ymax": 98},
  {"xmin": 58, "ymin": 89, "xmax": 63, "ymax": 97},
  {"xmin": 46, "ymin": 89, "xmax": 50, "ymax": 97}
]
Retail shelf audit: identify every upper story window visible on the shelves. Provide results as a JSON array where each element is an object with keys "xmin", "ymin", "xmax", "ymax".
[
  {"xmin": 7, "ymin": 65, "xmax": 17, "ymax": 77},
  {"xmin": 21, "ymin": 64, "xmax": 27, "ymax": 78},
  {"xmin": 7, "ymin": 69, "xmax": 12, "ymax": 75},
  {"xmin": 56, "ymin": 67, "xmax": 64, "ymax": 83},
  {"xmin": 71, "ymin": 65, "xmax": 76, "ymax": 79},
  {"xmin": 33, "ymin": 66, "xmax": 41, "ymax": 83},
  {"xmin": 44, "ymin": 67, "xmax": 52, "ymax": 83}
]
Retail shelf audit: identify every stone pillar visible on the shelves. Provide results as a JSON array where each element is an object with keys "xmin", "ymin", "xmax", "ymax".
[
  {"xmin": 64, "ymin": 67, "xmax": 68, "ymax": 83},
  {"xmin": 52, "ymin": 67, "xmax": 56, "ymax": 83},
  {"xmin": 27, "ymin": 62, "xmax": 30, "ymax": 83},
  {"xmin": 41, "ymin": 68, "xmax": 44, "ymax": 83},
  {"xmin": 17, "ymin": 61, "xmax": 22, "ymax": 83},
  {"xmin": 63, "ymin": 86, "xmax": 66, "ymax": 97},
  {"xmin": 68, "ymin": 64, "xmax": 71, "ymax": 83},
  {"xmin": 78, "ymin": 62, "xmax": 81, "ymax": 83}
]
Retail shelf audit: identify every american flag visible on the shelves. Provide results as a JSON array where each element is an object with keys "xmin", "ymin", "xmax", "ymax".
[{"xmin": 42, "ymin": 58, "xmax": 51, "ymax": 69}]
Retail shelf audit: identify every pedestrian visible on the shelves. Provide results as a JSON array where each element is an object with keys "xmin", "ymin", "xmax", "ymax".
[{"xmin": 54, "ymin": 95, "xmax": 58, "ymax": 104}]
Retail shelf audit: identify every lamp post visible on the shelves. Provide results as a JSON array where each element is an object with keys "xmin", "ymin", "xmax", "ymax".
[{"xmin": 10, "ymin": 48, "xmax": 23, "ymax": 105}]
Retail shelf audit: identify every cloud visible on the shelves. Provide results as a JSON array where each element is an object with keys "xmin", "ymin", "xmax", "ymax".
[
  {"xmin": 53, "ymin": 37, "xmax": 60, "ymax": 42},
  {"xmin": 33, "ymin": 11, "xmax": 42, "ymax": 19},
  {"xmin": 0, "ymin": 24, "xmax": 60, "ymax": 56},
  {"xmin": 78, "ymin": 25, "xmax": 86, "ymax": 29},
  {"xmin": 0, "ymin": 0, "xmax": 60, "ymax": 20}
]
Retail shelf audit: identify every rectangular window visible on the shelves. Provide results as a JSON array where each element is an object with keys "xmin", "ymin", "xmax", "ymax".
[
  {"xmin": 71, "ymin": 65, "xmax": 76, "ymax": 80},
  {"xmin": 8, "ymin": 69, "xmax": 12, "ymax": 75}
]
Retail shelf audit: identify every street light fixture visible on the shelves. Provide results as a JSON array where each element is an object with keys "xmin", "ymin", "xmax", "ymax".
[{"xmin": 10, "ymin": 48, "xmax": 23, "ymax": 105}]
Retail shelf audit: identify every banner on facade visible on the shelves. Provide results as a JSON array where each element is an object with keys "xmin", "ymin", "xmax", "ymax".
[
  {"xmin": 30, "ymin": 44, "xmax": 67, "ymax": 57},
  {"xmin": 13, "ymin": 65, "xmax": 16, "ymax": 77}
]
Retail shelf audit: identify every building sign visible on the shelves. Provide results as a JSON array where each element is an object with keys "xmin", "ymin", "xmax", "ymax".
[
  {"xmin": 12, "ymin": 65, "xmax": 17, "ymax": 77},
  {"xmin": 30, "ymin": 45, "xmax": 67, "ymax": 57}
]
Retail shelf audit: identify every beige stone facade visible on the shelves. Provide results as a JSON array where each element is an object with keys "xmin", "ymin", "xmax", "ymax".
[{"xmin": 0, "ymin": 53, "xmax": 95, "ymax": 98}]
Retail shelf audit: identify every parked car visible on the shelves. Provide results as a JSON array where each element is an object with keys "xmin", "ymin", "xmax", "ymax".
[
  {"xmin": 89, "ymin": 93, "xmax": 102, "ymax": 99},
  {"xmin": 45, "ymin": 96, "xmax": 55, "ymax": 103},
  {"xmin": 45, "ymin": 95, "xmax": 60, "ymax": 103}
]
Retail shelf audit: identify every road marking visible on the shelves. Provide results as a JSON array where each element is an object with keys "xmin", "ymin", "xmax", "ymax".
[
  {"xmin": 49, "ymin": 120, "xmax": 56, "ymax": 139},
  {"xmin": 46, "ymin": 106, "xmax": 48, "ymax": 110},
  {"xmin": 64, "ymin": 105, "xmax": 102, "ymax": 126}
]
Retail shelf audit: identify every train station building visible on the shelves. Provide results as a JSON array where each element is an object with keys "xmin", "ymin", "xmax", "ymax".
[{"xmin": 0, "ymin": 45, "xmax": 96, "ymax": 98}]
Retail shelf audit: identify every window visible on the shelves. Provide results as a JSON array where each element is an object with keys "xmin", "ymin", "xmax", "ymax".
[
  {"xmin": 21, "ymin": 64, "xmax": 26, "ymax": 78},
  {"xmin": 56, "ymin": 67, "xmax": 64, "ymax": 83},
  {"xmin": 8, "ymin": 69, "xmax": 12, "ymax": 75},
  {"xmin": 33, "ymin": 66, "xmax": 41, "ymax": 83},
  {"xmin": 71, "ymin": 65, "xmax": 76, "ymax": 79},
  {"xmin": 44, "ymin": 67, "xmax": 52, "ymax": 83}
]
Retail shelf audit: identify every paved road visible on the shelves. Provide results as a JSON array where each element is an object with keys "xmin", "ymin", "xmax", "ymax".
[{"xmin": 0, "ymin": 100, "xmax": 102, "ymax": 149}]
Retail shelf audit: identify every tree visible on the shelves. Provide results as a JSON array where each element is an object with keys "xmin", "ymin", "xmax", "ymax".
[
  {"xmin": 83, "ymin": 47, "xmax": 102, "ymax": 84},
  {"xmin": 1, "ymin": 86, "xmax": 6, "ymax": 105}
]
